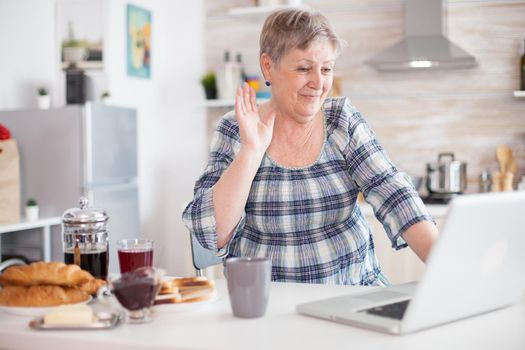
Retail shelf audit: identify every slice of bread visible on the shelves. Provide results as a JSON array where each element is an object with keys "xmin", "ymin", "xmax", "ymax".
[
  {"xmin": 179, "ymin": 283, "xmax": 214, "ymax": 302},
  {"xmin": 154, "ymin": 292, "xmax": 182, "ymax": 305},
  {"xmin": 171, "ymin": 276, "xmax": 209, "ymax": 288},
  {"xmin": 158, "ymin": 280, "xmax": 180, "ymax": 295},
  {"xmin": 154, "ymin": 277, "xmax": 215, "ymax": 305}
]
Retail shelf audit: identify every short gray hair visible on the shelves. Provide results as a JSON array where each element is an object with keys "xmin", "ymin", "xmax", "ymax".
[{"xmin": 259, "ymin": 8, "xmax": 345, "ymax": 65}]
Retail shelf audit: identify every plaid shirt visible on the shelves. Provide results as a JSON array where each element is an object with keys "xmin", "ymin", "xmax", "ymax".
[{"xmin": 183, "ymin": 97, "xmax": 432, "ymax": 285}]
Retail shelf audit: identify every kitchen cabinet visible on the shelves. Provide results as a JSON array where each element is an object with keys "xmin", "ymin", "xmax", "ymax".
[
  {"xmin": 202, "ymin": 203, "xmax": 447, "ymax": 284},
  {"xmin": 361, "ymin": 203, "xmax": 447, "ymax": 285}
]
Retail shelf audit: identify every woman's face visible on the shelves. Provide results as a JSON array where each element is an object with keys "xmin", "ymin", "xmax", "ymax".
[{"xmin": 264, "ymin": 40, "xmax": 336, "ymax": 123}]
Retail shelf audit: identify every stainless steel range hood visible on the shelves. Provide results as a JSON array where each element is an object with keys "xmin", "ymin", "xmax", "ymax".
[{"xmin": 366, "ymin": 0, "xmax": 477, "ymax": 71}]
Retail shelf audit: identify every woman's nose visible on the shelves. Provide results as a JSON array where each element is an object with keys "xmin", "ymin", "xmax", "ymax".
[{"xmin": 308, "ymin": 70, "xmax": 322, "ymax": 89}]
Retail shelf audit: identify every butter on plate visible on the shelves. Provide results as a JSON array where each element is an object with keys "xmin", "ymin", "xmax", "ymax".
[{"xmin": 43, "ymin": 304, "xmax": 94, "ymax": 325}]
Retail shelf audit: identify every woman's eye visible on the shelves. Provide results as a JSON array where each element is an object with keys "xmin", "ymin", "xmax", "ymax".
[
  {"xmin": 322, "ymin": 67, "xmax": 333, "ymax": 73},
  {"xmin": 297, "ymin": 67, "xmax": 310, "ymax": 72}
]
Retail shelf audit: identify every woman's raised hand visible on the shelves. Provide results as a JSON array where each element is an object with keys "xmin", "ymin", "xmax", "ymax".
[{"xmin": 235, "ymin": 82, "xmax": 276, "ymax": 156}]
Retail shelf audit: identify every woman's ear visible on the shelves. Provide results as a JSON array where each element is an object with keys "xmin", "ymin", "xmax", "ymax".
[{"xmin": 260, "ymin": 53, "xmax": 272, "ymax": 81}]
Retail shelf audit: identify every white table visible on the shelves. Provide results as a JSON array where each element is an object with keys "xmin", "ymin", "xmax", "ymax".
[
  {"xmin": 0, "ymin": 280, "xmax": 524, "ymax": 350},
  {"xmin": 0, "ymin": 217, "xmax": 61, "ymax": 262}
]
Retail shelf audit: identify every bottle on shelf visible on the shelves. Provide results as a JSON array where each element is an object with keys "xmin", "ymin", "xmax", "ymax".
[
  {"xmin": 236, "ymin": 53, "xmax": 248, "ymax": 84},
  {"xmin": 217, "ymin": 50, "xmax": 242, "ymax": 100}
]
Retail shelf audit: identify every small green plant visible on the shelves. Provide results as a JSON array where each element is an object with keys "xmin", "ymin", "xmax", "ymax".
[
  {"xmin": 201, "ymin": 72, "xmax": 216, "ymax": 88},
  {"xmin": 26, "ymin": 198, "xmax": 38, "ymax": 207},
  {"xmin": 62, "ymin": 20, "xmax": 87, "ymax": 48},
  {"xmin": 37, "ymin": 88, "xmax": 48, "ymax": 96},
  {"xmin": 101, "ymin": 91, "xmax": 110, "ymax": 99},
  {"xmin": 62, "ymin": 38, "xmax": 89, "ymax": 49},
  {"xmin": 201, "ymin": 72, "xmax": 217, "ymax": 99}
]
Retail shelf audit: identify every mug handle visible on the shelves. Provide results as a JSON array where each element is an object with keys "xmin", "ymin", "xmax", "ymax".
[{"xmin": 223, "ymin": 259, "xmax": 228, "ymax": 279}]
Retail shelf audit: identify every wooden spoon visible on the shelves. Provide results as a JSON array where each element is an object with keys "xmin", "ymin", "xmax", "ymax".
[
  {"xmin": 496, "ymin": 145, "xmax": 512, "ymax": 174},
  {"xmin": 509, "ymin": 159, "xmax": 518, "ymax": 175}
]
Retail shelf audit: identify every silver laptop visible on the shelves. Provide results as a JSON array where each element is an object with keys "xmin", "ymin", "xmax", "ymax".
[{"xmin": 296, "ymin": 192, "xmax": 525, "ymax": 334}]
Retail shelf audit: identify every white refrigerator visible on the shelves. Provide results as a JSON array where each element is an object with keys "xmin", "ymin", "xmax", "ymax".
[{"xmin": 0, "ymin": 103, "xmax": 140, "ymax": 272}]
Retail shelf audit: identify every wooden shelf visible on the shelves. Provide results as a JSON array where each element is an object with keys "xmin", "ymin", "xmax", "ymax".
[
  {"xmin": 204, "ymin": 98, "xmax": 269, "ymax": 108},
  {"xmin": 513, "ymin": 90, "xmax": 525, "ymax": 98},
  {"xmin": 0, "ymin": 217, "xmax": 62, "ymax": 262},
  {"xmin": 0, "ymin": 217, "xmax": 61, "ymax": 234},
  {"xmin": 61, "ymin": 61, "xmax": 103, "ymax": 71}
]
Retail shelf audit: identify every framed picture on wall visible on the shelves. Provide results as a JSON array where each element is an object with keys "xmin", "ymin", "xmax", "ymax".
[{"xmin": 127, "ymin": 4, "xmax": 151, "ymax": 79}]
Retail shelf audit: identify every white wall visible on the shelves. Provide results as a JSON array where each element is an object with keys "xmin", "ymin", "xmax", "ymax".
[
  {"xmin": 0, "ymin": 0, "xmax": 58, "ymax": 109},
  {"xmin": 0, "ymin": 0, "xmax": 208, "ymax": 276},
  {"xmin": 104, "ymin": 0, "xmax": 208, "ymax": 276}
]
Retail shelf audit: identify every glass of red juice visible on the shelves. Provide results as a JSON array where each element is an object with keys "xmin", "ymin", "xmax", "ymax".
[{"xmin": 117, "ymin": 239, "xmax": 154, "ymax": 274}]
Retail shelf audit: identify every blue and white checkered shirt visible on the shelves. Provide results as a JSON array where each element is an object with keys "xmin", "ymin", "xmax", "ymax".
[{"xmin": 183, "ymin": 97, "xmax": 432, "ymax": 285}]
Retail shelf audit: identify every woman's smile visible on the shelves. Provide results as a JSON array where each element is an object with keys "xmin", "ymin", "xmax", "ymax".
[{"xmin": 300, "ymin": 93, "xmax": 321, "ymax": 101}]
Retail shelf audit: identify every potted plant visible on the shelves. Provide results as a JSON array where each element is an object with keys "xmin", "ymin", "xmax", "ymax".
[
  {"xmin": 63, "ymin": 40, "xmax": 87, "ymax": 64},
  {"xmin": 201, "ymin": 72, "xmax": 217, "ymax": 100},
  {"xmin": 37, "ymin": 87, "xmax": 51, "ymax": 109},
  {"xmin": 62, "ymin": 21, "xmax": 87, "ymax": 65},
  {"xmin": 25, "ymin": 198, "xmax": 39, "ymax": 221}
]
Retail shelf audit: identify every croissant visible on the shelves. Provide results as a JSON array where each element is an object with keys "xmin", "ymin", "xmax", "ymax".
[
  {"xmin": 78, "ymin": 278, "xmax": 107, "ymax": 295},
  {"xmin": 0, "ymin": 261, "xmax": 93, "ymax": 287},
  {"xmin": 0, "ymin": 285, "xmax": 90, "ymax": 307}
]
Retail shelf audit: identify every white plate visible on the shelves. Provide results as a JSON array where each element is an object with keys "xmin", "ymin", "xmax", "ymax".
[
  {"xmin": 0, "ymin": 296, "xmax": 92, "ymax": 317},
  {"xmin": 153, "ymin": 291, "xmax": 219, "ymax": 313}
]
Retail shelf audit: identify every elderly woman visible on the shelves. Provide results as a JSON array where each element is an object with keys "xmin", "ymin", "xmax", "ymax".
[{"xmin": 183, "ymin": 8, "xmax": 438, "ymax": 285}]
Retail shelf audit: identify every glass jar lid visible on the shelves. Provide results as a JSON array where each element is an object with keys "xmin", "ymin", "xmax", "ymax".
[{"xmin": 62, "ymin": 197, "xmax": 109, "ymax": 224}]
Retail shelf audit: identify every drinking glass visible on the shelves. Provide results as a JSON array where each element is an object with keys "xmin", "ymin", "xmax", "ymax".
[{"xmin": 117, "ymin": 239, "xmax": 154, "ymax": 274}]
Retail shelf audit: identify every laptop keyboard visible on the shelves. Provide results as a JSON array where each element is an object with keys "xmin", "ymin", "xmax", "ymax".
[{"xmin": 360, "ymin": 300, "xmax": 411, "ymax": 320}]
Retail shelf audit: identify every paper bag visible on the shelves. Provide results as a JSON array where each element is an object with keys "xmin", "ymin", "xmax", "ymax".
[{"xmin": 0, "ymin": 139, "xmax": 21, "ymax": 224}]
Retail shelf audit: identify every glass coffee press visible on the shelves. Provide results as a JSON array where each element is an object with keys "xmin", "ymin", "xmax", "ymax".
[{"xmin": 62, "ymin": 197, "xmax": 109, "ymax": 279}]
